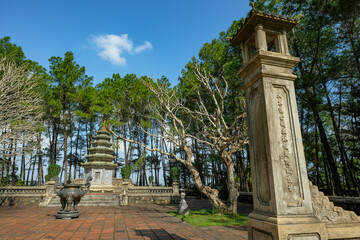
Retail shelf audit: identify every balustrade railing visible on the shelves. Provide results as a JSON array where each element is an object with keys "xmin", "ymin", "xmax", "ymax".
[
  {"xmin": 0, "ymin": 186, "xmax": 47, "ymax": 196},
  {"xmin": 128, "ymin": 186, "xmax": 173, "ymax": 195}
]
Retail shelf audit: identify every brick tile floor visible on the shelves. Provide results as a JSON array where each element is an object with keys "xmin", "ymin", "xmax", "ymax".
[{"xmin": 0, "ymin": 200, "xmax": 251, "ymax": 240}]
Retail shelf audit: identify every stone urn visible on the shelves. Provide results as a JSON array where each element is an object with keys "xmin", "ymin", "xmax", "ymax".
[{"xmin": 53, "ymin": 176, "xmax": 92, "ymax": 219}]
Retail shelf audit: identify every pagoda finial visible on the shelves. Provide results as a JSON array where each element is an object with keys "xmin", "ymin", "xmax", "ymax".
[{"xmin": 99, "ymin": 121, "xmax": 108, "ymax": 133}]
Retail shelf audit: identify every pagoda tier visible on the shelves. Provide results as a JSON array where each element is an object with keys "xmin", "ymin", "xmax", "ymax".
[
  {"xmin": 84, "ymin": 153, "xmax": 115, "ymax": 162},
  {"xmin": 93, "ymin": 134, "xmax": 111, "ymax": 141},
  {"xmin": 82, "ymin": 124, "xmax": 117, "ymax": 191},
  {"xmin": 90, "ymin": 140, "xmax": 113, "ymax": 147},
  {"xmin": 88, "ymin": 146, "xmax": 114, "ymax": 155},
  {"xmin": 82, "ymin": 161, "xmax": 117, "ymax": 167}
]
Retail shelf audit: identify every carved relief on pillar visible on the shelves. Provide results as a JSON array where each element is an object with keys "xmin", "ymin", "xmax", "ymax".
[
  {"xmin": 249, "ymin": 84, "xmax": 271, "ymax": 206},
  {"xmin": 309, "ymin": 181, "xmax": 359, "ymax": 222},
  {"xmin": 274, "ymin": 85, "xmax": 303, "ymax": 207}
]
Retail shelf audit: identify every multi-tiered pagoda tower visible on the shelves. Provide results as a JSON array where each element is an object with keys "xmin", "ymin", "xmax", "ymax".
[{"xmin": 83, "ymin": 124, "xmax": 117, "ymax": 192}]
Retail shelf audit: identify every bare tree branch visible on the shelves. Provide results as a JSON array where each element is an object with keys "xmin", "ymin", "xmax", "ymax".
[{"xmin": 0, "ymin": 58, "xmax": 44, "ymax": 152}]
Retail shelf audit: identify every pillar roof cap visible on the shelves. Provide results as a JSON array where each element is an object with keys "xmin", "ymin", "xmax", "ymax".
[{"xmin": 230, "ymin": 9, "xmax": 298, "ymax": 45}]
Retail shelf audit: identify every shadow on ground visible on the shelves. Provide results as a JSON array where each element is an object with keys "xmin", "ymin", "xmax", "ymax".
[{"xmin": 135, "ymin": 228, "xmax": 187, "ymax": 240}]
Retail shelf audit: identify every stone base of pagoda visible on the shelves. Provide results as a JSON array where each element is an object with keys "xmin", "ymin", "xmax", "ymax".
[
  {"xmin": 89, "ymin": 184, "xmax": 115, "ymax": 193},
  {"xmin": 83, "ymin": 165, "xmax": 116, "ymax": 193}
]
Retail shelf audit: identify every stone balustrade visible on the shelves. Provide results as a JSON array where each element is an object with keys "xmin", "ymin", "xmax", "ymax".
[
  {"xmin": 0, "ymin": 181, "xmax": 180, "ymax": 206},
  {"xmin": 0, "ymin": 186, "xmax": 47, "ymax": 196},
  {"xmin": 0, "ymin": 186, "xmax": 47, "ymax": 206},
  {"xmin": 126, "ymin": 186, "xmax": 176, "ymax": 205},
  {"xmin": 128, "ymin": 186, "xmax": 173, "ymax": 195}
]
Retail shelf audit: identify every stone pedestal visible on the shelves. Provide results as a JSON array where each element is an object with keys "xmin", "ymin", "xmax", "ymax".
[
  {"xmin": 120, "ymin": 182, "xmax": 129, "ymax": 206},
  {"xmin": 178, "ymin": 190, "xmax": 189, "ymax": 215},
  {"xmin": 84, "ymin": 167, "xmax": 114, "ymax": 192},
  {"xmin": 172, "ymin": 181, "xmax": 179, "ymax": 195},
  {"xmin": 39, "ymin": 180, "xmax": 56, "ymax": 207}
]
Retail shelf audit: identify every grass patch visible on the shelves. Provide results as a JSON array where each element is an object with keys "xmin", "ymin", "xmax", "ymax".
[{"xmin": 168, "ymin": 209, "xmax": 248, "ymax": 227}]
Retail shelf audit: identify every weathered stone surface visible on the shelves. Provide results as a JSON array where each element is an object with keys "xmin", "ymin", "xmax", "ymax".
[
  {"xmin": 178, "ymin": 190, "xmax": 189, "ymax": 215},
  {"xmin": 309, "ymin": 181, "xmax": 359, "ymax": 222},
  {"xmin": 0, "ymin": 196, "xmax": 44, "ymax": 206},
  {"xmin": 238, "ymin": 191, "xmax": 360, "ymax": 215}
]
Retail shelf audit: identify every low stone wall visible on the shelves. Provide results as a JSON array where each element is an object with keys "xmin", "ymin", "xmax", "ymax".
[
  {"xmin": 127, "ymin": 186, "xmax": 178, "ymax": 205},
  {"xmin": 0, "ymin": 183, "xmax": 180, "ymax": 207},
  {"xmin": 328, "ymin": 196, "xmax": 360, "ymax": 215},
  {"xmin": 128, "ymin": 195, "xmax": 173, "ymax": 204},
  {"xmin": 0, "ymin": 186, "xmax": 46, "ymax": 207}
]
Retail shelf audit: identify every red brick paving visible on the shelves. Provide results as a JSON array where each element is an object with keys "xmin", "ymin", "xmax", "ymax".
[{"xmin": 0, "ymin": 203, "xmax": 249, "ymax": 240}]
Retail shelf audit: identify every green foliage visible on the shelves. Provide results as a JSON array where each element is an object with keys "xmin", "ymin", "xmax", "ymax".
[
  {"xmin": 15, "ymin": 180, "xmax": 24, "ymax": 186},
  {"xmin": 140, "ymin": 120, "xmax": 151, "ymax": 129},
  {"xmin": 149, "ymin": 176, "xmax": 154, "ymax": 183},
  {"xmin": 132, "ymin": 153, "xmax": 146, "ymax": 169},
  {"xmin": 45, "ymin": 164, "xmax": 61, "ymax": 181},
  {"xmin": 170, "ymin": 166, "xmax": 180, "ymax": 180},
  {"xmin": 0, "ymin": 176, "xmax": 10, "ymax": 186},
  {"xmin": 0, "ymin": 36, "xmax": 26, "ymax": 65},
  {"xmin": 168, "ymin": 209, "xmax": 247, "ymax": 227},
  {"xmin": 121, "ymin": 166, "xmax": 132, "ymax": 179},
  {"xmin": 48, "ymin": 163, "xmax": 61, "ymax": 176}
]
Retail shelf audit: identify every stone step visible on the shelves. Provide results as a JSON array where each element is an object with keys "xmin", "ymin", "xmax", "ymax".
[{"xmin": 47, "ymin": 194, "xmax": 122, "ymax": 207}]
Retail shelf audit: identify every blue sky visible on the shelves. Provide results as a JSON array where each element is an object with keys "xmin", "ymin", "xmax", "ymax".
[{"xmin": 1, "ymin": 0, "xmax": 250, "ymax": 86}]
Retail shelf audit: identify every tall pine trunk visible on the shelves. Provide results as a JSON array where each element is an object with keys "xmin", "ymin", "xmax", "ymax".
[
  {"xmin": 63, "ymin": 112, "xmax": 68, "ymax": 184},
  {"xmin": 37, "ymin": 132, "xmax": 43, "ymax": 185},
  {"xmin": 20, "ymin": 140, "xmax": 25, "ymax": 182},
  {"xmin": 74, "ymin": 120, "xmax": 81, "ymax": 180},
  {"xmin": 11, "ymin": 139, "xmax": 17, "ymax": 185}
]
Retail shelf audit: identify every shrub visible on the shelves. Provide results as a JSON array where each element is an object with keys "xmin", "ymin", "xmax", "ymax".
[
  {"xmin": 0, "ymin": 176, "xmax": 10, "ymax": 186},
  {"xmin": 121, "ymin": 166, "xmax": 132, "ymax": 179},
  {"xmin": 170, "ymin": 166, "xmax": 180, "ymax": 181},
  {"xmin": 149, "ymin": 176, "xmax": 154, "ymax": 183},
  {"xmin": 45, "ymin": 163, "xmax": 61, "ymax": 181},
  {"xmin": 15, "ymin": 180, "xmax": 24, "ymax": 186}
]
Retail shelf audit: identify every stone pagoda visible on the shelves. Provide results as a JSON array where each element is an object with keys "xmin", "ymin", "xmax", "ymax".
[{"xmin": 82, "ymin": 124, "xmax": 117, "ymax": 192}]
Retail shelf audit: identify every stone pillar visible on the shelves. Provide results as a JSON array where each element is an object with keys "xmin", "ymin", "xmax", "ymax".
[
  {"xmin": 178, "ymin": 189, "xmax": 189, "ymax": 215},
  {"xmin": 255, "ymin": 24, "xmax": 267, "ymax": 51},
  {"xmin": 172, "ymin": 181, "xmax": 179, "ymax": 196},
  {"xmin": 120, "ymin": 182, "xmax": 129, "ymax": 206},
  {"xmin": 230, "ymin": 10, "xmax": 328, "ymax": 239},
  {"xmin": 240, "ymin": 51, "xmax": 327, "ymax": 239},
  {"xmin": 230, "ymin": 9, "xmax": 360, "ymax": 240},
  {"xmin": 278, "ymin": 30, "xmax": 289, "ymax": 55},
  {"xmin": 45, "ymin": 180, "xmax": 55, "ymax": 194},
  {"xmin": 39, "ymin": 180, "xmax": 56, "ymax": 206}
]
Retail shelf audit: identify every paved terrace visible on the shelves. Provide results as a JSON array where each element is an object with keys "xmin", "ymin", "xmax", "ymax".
[{"xmin": 0, "ymin": 198, "xmax": 252, "ymax": 240}]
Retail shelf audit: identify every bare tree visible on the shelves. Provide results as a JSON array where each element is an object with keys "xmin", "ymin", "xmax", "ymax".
[
  {"xmin": 183, "ymin": 66, "xmax": 248, "ymax": 214},
  {"xmin": 110, "ymin": 65, "xmax": 247, "ymax": 214},
  {"xmin": 0, "ymin": 57, "xmax": 43, "ymax": 161}
]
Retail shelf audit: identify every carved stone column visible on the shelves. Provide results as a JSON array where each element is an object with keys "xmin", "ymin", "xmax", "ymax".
[
  {"xmin": 231, "ymin": 10, "xmax": 327, "ymax": 239},
  {"xmin": 230, "ymin": 8, "xmax": 360, "ymax": 240}
]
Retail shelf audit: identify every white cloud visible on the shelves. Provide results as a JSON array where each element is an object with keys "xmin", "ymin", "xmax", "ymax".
[{"xmin": 91, "ymin": 34, "xmax": 152, "ymax": 66}]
